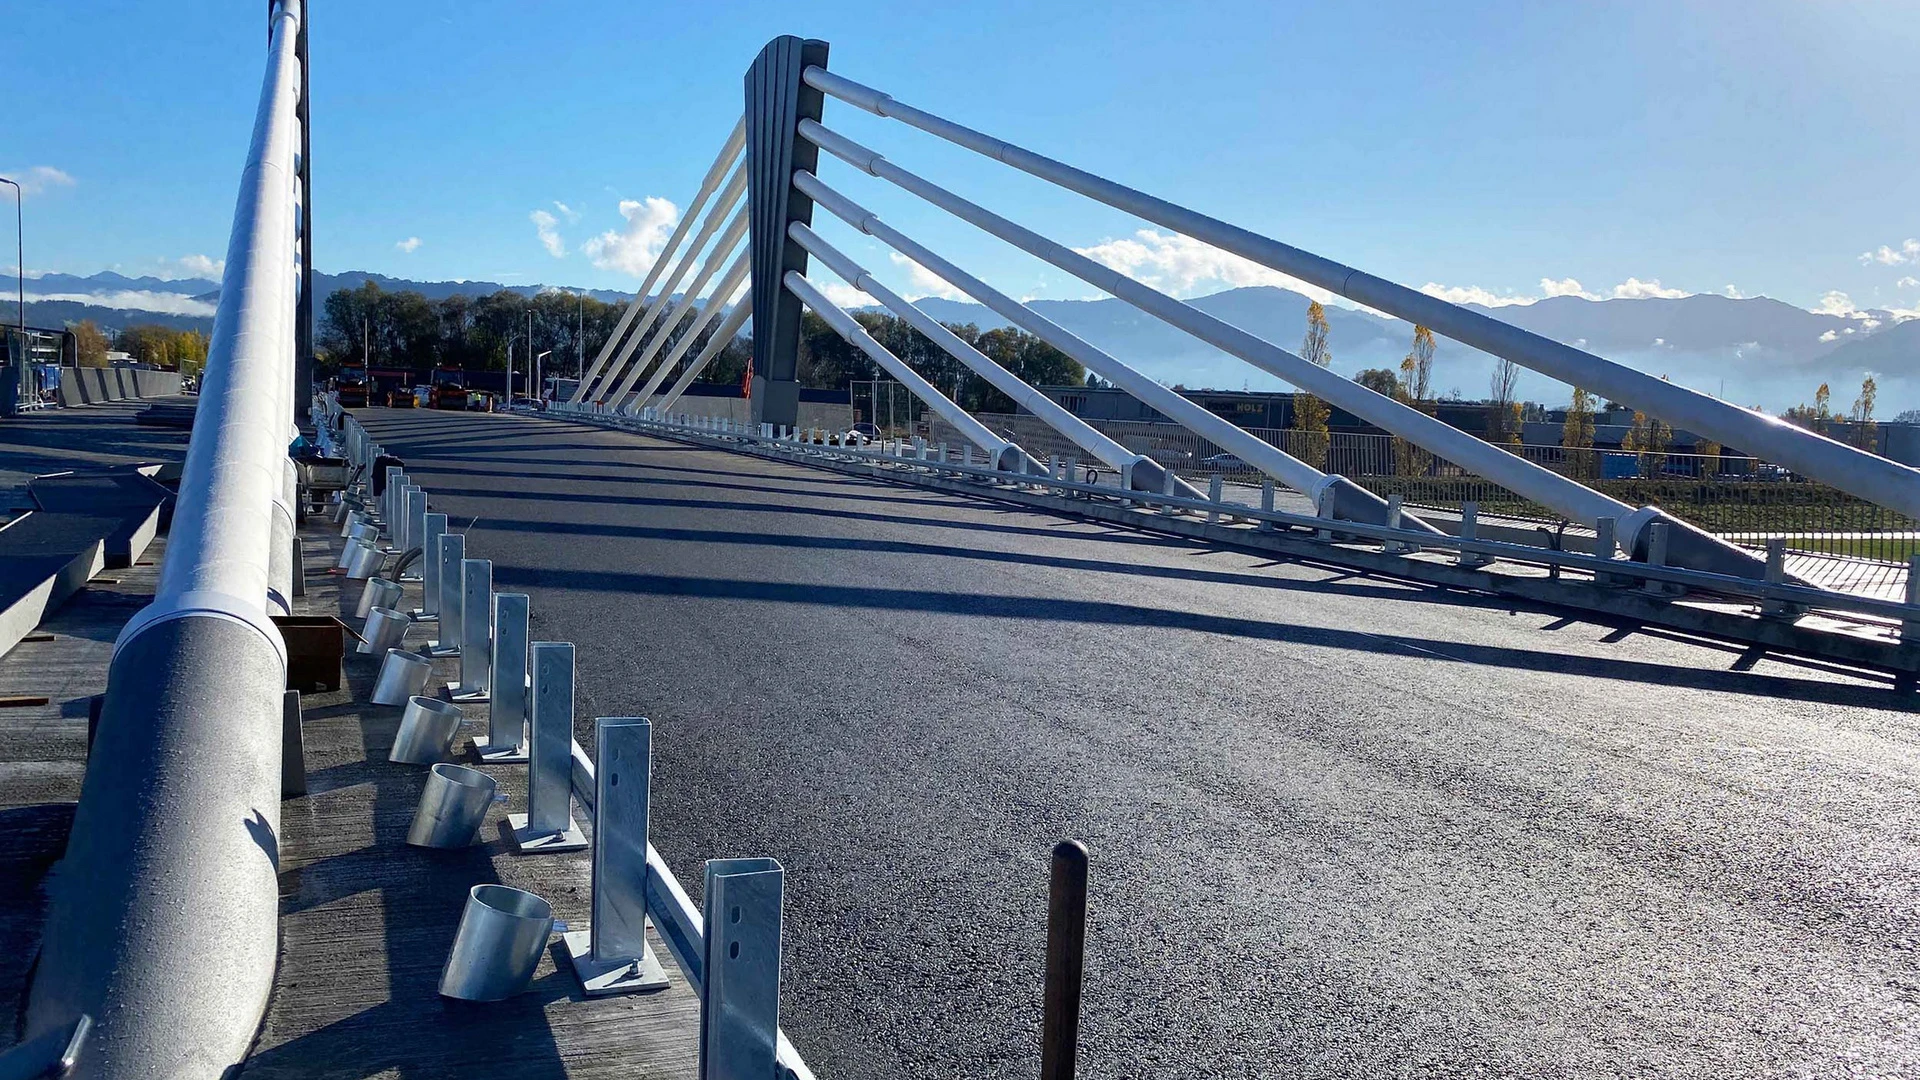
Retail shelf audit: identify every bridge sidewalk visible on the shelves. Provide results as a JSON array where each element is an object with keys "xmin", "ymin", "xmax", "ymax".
[{"xmin": 242, "ymin": 515, "xmax": 701, "ymax": 1078}]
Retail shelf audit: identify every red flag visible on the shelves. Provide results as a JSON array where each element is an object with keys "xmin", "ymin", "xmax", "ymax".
[{"xmin": 741, "ymin": 358, "xmax": 754, "ymax": 400}]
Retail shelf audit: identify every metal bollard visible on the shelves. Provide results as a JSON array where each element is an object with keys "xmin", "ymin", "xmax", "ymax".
[
  {"xmin": 356, "ymin": 576, "xmax": 403, "ymax": 620},
  {"xmin": 562, "ymin": 717, "xmax": 672, "ymax": 995},
  {"xmin": 1119, "ymin": 460, "xmax": 1135, "ymax": 506},
  {"xmin": 964, "ymin": 445, "xmax": 975, "ymax": 469},
  {"xmin": 699, "ymin": 858, "xmax": 786, "ymax": 1080},
  {"xmin": 407, "ymin": 763, "xmax": 499, "ymax": 848},
  {"xmin": 1206, "ymin": 474, "xmax": 1223, "ymax": 525},
  {"xmin": 390, "ymin": 695, "xmax": 464, "ymax": 764},
  {"xmin": 1160, "ymin": 466, "xmax": 1176, "ymax": 516},
  {"xmin": 438, "ymin": 885, "xmax": 555, "ymax": 1001},
  {"xmin": 478, "ymin": 593, "xmax": 530, "ymax": 762},
  {"xmin": 1456, "ymin": 501, "xmax": 1491, "ymax": 567},
  {"xmin": 1383, "ymin": 494, "xmax": 1411, "ymax": 553},
  {"xmin": 429, "ymin": 533, "xmax": 465, "ymax": 656},
  {"xmin": 371, "ymin": 649, "xmax": 433, "ymax": 706},
  {"xmin": 1594, "ymin": 517, "xmax": 1619, "ymax": 587},
  {"xmin": 1259, "ymin": 480, "xmax": 1275, "ymax": 531},
  {"xmin": 402, "ymin": 487, "xmax": 427, "ymax": 578},
  {"xmin": 1642, "ymin": 521, "xmax": 1675, "ymax": 595},
  {"xmin": 1314, "ymin": 484, "xmax": 1335, "ymax": 541},
  {"xmin": 1042, "ymin": 840, "xmax": 1089, "ymax": 1080},
  {"xmin": 415, "ymin": 512, "xmax": 447, "ymax": 619},
  {"xmin": 509, "ymin": 642, "xmax": 588, "ymax": 852},
  {"xmin": 451, "ymin": 558, "xmax": 493, "ymax": 700}
]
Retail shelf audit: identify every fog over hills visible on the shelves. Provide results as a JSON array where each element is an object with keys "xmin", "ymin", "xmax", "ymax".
[{"xmin": 7, "ymin": 270, "xmax": 1911, "ymax": 412}]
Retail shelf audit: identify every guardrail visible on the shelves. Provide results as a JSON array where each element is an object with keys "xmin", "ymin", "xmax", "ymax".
[
  {"xmin": 24, "ymin": 4, "xmax": 306, "ymax": 1076},
  {"xmin": 327, "ymin": 400, "xmax": 818, "ymax": 1080},
  {"xmin": 550, "ymin": 402, "xmax": 1920, "ymax": 676}
]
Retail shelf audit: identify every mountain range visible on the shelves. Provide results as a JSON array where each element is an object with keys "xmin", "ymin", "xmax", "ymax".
[{"xmin": 4, "ymin": 270, "xmax": 1911, "ymax": 413}]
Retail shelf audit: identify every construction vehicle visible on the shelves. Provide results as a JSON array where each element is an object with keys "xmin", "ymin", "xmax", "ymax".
[
  {"xmin": 335, "ymin": 360, "xmax": 369, "ymax": 407},
  {"xmin": 431, "ymin": 365, "xmax": 467, "ymax": 410}
]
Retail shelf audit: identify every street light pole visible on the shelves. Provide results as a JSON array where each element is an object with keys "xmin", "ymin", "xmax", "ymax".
[{"xmin": 0, "ymin": 176, "xmax": 23, "ymax": 354}]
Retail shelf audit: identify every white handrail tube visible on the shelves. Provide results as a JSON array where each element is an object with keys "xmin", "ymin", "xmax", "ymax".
[
  {"xmin": 582, "ymin": 166, "xmax": 747, "ymax": 403},
  {"xmin": 788, "ymin": 220, "xmax": 1152, "ymax": 481},
  {"xmin": 794, "ymin": 173, "xmax": 1333, "ymax": 506},
  {"xmin": 602, "ymin": 210, "xmax": 749, "ymax": 408},
  {"xmin": 785, "ymin": 272, "xmax": 1021, "ymax": 467},
  {"xmin": 653, "ymin": 300, "xmax": 755, "ymax": 414},
  {"xmin": 802, "ymin": 64, "xmax": 1920, "ymax": 520},
  {"xmin": 624, "ymin": 254, "xmax": 751, "ymax": 412},
  {"xmin": 572, "ymin": 118, "xmax": 745, "ymax": 402},
  {"xmin": 801, "ymin": 120, "xmax": 1631, "ymax": 530}
]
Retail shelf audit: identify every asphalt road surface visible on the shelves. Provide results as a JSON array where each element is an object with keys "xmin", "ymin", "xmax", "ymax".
[{"xmin": 359, "ymin": 407, "xmax": 1920, "ymax": 1080}]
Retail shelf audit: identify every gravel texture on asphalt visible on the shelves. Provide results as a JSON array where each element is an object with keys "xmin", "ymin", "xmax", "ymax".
[{"xmin": 360, "ymin": 407, "xmax": 1920, "ymax": 1080}]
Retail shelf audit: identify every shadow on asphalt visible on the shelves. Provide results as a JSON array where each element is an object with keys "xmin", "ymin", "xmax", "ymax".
[{"xmin": 494, "ymin": 564, "xmax": 1906, "ymax": 708}]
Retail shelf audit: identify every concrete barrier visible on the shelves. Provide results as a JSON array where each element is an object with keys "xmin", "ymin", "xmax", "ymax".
[{"xmin": 54, "ymin": 367, "xmax": 184, "ymax": 408}]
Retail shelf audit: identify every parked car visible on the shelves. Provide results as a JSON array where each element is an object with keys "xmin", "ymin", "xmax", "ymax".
[
  {"xmin": 1201, "ymin": 453, "xmax": 1249, "ymax": 472},
  {"xmin": 848, "ymin": 422, "xmax": 881, "ymax": 441}
]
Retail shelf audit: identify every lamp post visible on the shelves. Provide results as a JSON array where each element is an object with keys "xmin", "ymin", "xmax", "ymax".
[
  {"xmin": 0, "ymin": 176, "xmax": 23, "ymax": 360},
  {"xmin": 534, "ymin": 349, "xmax": 552, "ymax": 405}
]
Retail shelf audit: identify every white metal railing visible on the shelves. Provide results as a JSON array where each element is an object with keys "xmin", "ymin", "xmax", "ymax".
[{"xmin": 800, "ymin": 64, "xmax": 1920, "ymax": 524}]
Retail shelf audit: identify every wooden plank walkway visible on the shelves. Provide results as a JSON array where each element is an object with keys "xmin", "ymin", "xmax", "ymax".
[{"xmin": 241, "ymin": 516, "xmax": 700, "ymax": 1079}]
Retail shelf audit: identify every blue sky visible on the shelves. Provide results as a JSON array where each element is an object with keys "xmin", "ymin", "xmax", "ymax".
[{"xmin": 3, "ymin": 0, "xmax": 1917, "ymax": 320}]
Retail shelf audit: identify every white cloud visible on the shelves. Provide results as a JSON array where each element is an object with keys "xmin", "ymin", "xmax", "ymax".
[
  {"xmin": 1419, "ymin": 282, "xmax": 1532, "ymax": 307},
  {"xmin": 1820, "ymin": 330, "xmax": 1839, "ymax": 342},
  {"xmin": 553, "ymin": 201, "xmax": 580, "ymax": 223},
  {"xmin": 1074, "ymin": 228, "xmax": 1341, "ymax": 305},
  {"xmin": 1814, "ymin": 290, "xmax": 1869, "ymax": 318},
  {"xmin": 395, "ymin": 236, "xmax": 422, "ymax": 254},
  {"xmin": 1860, "ymin": 238, "xmax": 1920, "ymax": 266},
  {"xmin": 25, "ymin": 289, "xmax": 217, "ymax": 316},
  {"xmin": 582, "ymin": 196, "xmax": 678, "ymax": 276},
  {"xmin": 530, "ymin": 209, "xmax": 566, "ymax": 258},
  {"xmin": 1898, "ymin": 276, "xmax": 1920, "ymax": 289},
  {"xmin": 1, "ymin": 165, "xmax": 76, "ymax": 196},
  {"xmin": 1608, "ymin": 277, "xmax": 1686, "ymax": 299},
  {"xmin": 813, "ymin": 280, "xmax": 874, "ymax": 309},
  {"xmin": 888, "ymin": 252, "xmax": 963, "ymax": 301},
  {"xmin": 1541, "ymin": 277, "xmax": 1598, "ymax": 299},
  {"xmin": 1723, "ymin": 284, "xmax": 1746, "ymax": 298},
  {"xmin": 152, "ymin": 254, "xmax": 223, "ymax": 280}
]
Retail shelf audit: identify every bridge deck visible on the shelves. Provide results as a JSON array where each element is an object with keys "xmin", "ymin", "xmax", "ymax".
[{"xmin": 357, "ymin": 406, "xmax": 1920, "ymax": 1080}]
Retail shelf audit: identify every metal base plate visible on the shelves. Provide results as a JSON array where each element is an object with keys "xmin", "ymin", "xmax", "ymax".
[
  {"xmin": 425, "ymin": 642, "xmax": 458, "ymax": 657},
  {"xmin": 561, "ymin": 930, "xmax": 672, "ymax": 996},
  {"xmin": 474, "ymin": 741, "xmax": 528, "ymax": 763},
  {"xmin": 448, "ymin": 683, "xmax": 490, "ymax": 703},
  {"xmin": 507, "ymin": 813, "xmax": 587, "ymax": 853},
  {"xmin": 408, "ymin": 609, "xmax": 439, "ymax": 622}
]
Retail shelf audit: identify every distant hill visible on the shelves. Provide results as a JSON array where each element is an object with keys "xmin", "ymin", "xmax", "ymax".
[{"xmin": 8, "ymin": 270, "xmax": 1913, "ymax": 412}]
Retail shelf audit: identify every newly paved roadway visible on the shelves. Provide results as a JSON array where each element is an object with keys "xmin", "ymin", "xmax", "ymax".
[{"xmin": 360, "ymin": 407, "xmax": 1920, "ymax": 1080}]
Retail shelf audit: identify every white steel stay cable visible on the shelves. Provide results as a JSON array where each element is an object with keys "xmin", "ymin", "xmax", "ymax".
[
  {"xmin": 799, "ymin": 120, "xmax": 1628, "ymax": 528},
  {"xmin": 794, "ymin": 171, "xmax": 1320, "ymax": 504},
  {"xmin": 603, "ymin": 210, "xmax": 749, "ymax": 407},
  {"xmin": 572, "ymin": 117, "xmax": 745, "ymax": 402},
  {"xmin": 625, "ymin": 253, "xmax": 751, "ymax": 412},
  {"xmin": 582, "ymin": 165, "xmax": 747, "ymax": 403},
  {"xmin": 803, "ymin": 65, "xmax": 1920, "ymax": 519},
  {"xmin": 654, "ymin": 300, "xmax": 755, "ymax": 414},
  {"xmin": 787, "ymin": 219, "xmax": 1145, "ymax": 477},
  {"xmin": 785, "ymin": 271, "xmax": 1020, "ymax": 466}
]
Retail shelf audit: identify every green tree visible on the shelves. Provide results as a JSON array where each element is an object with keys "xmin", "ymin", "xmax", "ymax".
[
  {"xmin": 1291, "ymin": 301, "xmax": 1332, "ymax": 466},
  {"xmin": 1562, "ymin": 387, "xmax": 1597, "ymax": 479},
  {"xmin": 1353, "ymin": 368, "xmax": 1400, "ymax": 396},
  {"xmin": 72, "ymin": 320, "xmax": 109, "ymax": 367},
  {"xmin": 1851, "ymin": 374, "xmax": 1879, "ymax": 451}
]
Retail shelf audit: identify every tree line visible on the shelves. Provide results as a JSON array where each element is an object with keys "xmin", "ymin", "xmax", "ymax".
[
  {"xmin": 68, "ymin": 319, "xmax": 209, "ymax": 374},
  {"xmin": 316, "ymin": 280, "xmax": 1084, "ymax": 408}
]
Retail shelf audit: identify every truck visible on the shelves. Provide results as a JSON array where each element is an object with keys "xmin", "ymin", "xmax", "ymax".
[
  {"xmin": 335, "ymin": 361, "xmax": 369, "ymax": 408},
  {"xmin": 431, "ymin": 365, "xmax": 467, "ymax": 410}
]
